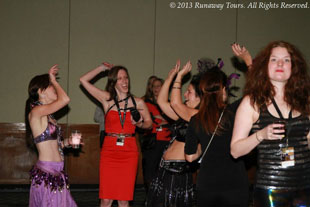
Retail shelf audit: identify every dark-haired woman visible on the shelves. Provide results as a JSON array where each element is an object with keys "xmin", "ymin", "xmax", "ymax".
[
  {"xmin": 146, "ymin": 60, "xmax": 201, "ymax": 207},
  {"xmin": 185, "ymin": 67, "xmax": 249, "ymax": 207},
  {"xmin": 26, "ymin": 65, "xmax": 77, "ymax": 207},
  {"xmin": 80, "ymin": 62, "xmax": 152, "ymax": 207},
  {"xmin": 142, "ymin": 77, "xmax": 173, "ymax": 192},
  {"xmin": 231, "ymin": 41, "xmax": 310, "ymax": 206}
]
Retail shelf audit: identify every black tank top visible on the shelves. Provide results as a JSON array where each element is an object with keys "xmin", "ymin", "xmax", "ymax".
[
  {"xmin": 252, "ymin": 107, "xmax": 310, "ymax": 190},
  {"xmin": 171, "ymin": 119, "xmax": 188, "ymax": 142}
]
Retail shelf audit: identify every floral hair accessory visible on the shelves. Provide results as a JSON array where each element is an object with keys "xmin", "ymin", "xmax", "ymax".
[
  {"xmin": 227, "ymin": 73, "xmax": 240, "ymax": 88},
  {"xmin": 198, "ymin": 57, "xmax": 240, "ymax": 97},
  {"xmin": 197, "ymin": 58, "xmax": 216, "ymax": 74},
  {"xmin": 216, "ymin": 58, "xmax": 224, "ymax": 69}
]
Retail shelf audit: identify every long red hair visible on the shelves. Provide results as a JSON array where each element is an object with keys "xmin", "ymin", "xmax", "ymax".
[
  {"xmin": 244, "ymin": 40, "xmax": 310, "ymax": 114},
  {"xmin": 195, "ymin": 68, "xmax": 227, "ymax": 134}
]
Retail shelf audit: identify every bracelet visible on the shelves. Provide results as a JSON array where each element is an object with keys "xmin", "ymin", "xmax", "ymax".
[
  {"xmin": 256, "ymin": 132, "xmax": 263, "ymax": 142},
  {"xmin": 174, "ymin": 81, "xmax": 181, "ymax": 84},
  {"xmin": 172, "ymin": 87, "xmax": 181, "ymax": 89}
]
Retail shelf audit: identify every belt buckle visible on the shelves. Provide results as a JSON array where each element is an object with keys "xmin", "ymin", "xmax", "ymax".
[{"xmin": 159, "ymin": 158, "xmax": 164, "ymax": 168}]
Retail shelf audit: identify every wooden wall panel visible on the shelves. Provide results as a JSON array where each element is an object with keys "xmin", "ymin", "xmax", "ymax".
[
  {"xmin": 0, "ymin": 123, "xmax": 144, "ymax": 185},
  {"xmin": 0, "ymin": 123, "xmax": 37, "ymax": 184},
  {"xmin": 64, "ymin": 124, "xmax": 101, "ymax": 184},
  {"xmin": 0, "ymin": 123, "xmax": 253, "ymax": 185}
]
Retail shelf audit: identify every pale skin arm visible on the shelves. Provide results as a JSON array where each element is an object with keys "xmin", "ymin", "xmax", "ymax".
[
  {"xmin": 232, "ymin": 43, "xmax": 253, "ymax": 68},
  {"xmin": 157, "ymin": 60, "xmax": 180, "ymax": 121},
  {"xmin": 170, "ymin": 61, "xmax": 198, "ymax": 122},
  {"xmin": 79, "ymin": 62, "xmax": 112, "ymax": 111},
  {"xmin": 231, "ymin": 96, "xmax": 285, "ymax": 158},
  {"xmin": 133, "ymin": 97, "xmax": 153, "ymax": 129}
]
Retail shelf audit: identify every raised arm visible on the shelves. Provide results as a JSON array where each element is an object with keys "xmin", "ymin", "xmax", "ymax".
[
  {"xmin": 232, "ymin": 43, "xmax": 253, "ymax": 68},
  {"xmin": 157, "ymin": 60, "xmax": 180, "ymax": 120},
  {"xmin": 30, "ymin": 65, "xmax": 70, "ymax": 117},
  {"xmin": 79, "ymin": 62, "xmax": 112, "ymax": 109},
  {"xmin": 170, "ymin": 61, "xmax": 198, "ymax": 121}
]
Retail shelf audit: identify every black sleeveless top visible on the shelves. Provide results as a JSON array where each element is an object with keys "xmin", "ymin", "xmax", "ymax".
[
  {"xmin": 252, "ymin": 107, "xmax": 310, "ymax": 190},
  {"xmin": 171, "ymin": 119, "xmax": 188, "ymax": 142}
]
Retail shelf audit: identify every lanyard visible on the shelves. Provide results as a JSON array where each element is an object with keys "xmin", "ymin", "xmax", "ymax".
[
  {"xmin": 271, "ymin": 98, "xmax": 292, "ymax": 146},
  {"xmin": 114, "ymin": 96, "xmax": 129, "ymax": 129},
  {"xmin": 271, "ymin": 98, "xmax": 292, "ymax": 120}
]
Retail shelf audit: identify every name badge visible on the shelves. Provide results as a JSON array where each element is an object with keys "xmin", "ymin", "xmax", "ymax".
[
  {"xmin": 116, "ymin": 135, "xmax": 125, "ymax": 146},
  {"xmin": 281, "ymin": 147, "xmax": 295, "ymax": 168},
  {"xmin": 156, "ymin": 126, "xmax": 163, "ymax": 132}
]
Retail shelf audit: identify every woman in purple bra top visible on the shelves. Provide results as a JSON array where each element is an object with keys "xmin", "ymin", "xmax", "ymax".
[{"xmin": 25, "ymin": 65, "xmax": 78, "ymax": 207}]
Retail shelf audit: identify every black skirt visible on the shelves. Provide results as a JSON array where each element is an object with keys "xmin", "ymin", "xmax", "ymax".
[{"xmin": 146, "ymin": 160, "xmax": 195, "ymax": 207}]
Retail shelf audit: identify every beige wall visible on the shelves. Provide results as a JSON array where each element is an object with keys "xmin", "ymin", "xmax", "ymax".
[{"xmin": 1, "ymin": 0, "xmax": 309, "ymax": 124}]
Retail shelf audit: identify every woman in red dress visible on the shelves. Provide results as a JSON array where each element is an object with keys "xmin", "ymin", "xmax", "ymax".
[
  {"xmin": 80, "ymin": 63, "xmax": 152, "ymax": 207},
  {"xmin": 142, "ymin": 77, "xmax": 172, "ymax": 191}
]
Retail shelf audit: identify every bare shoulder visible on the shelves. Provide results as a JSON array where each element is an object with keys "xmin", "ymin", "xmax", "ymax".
[
  {"xmin": 238, "ymin": 96, "xmax": 254, "ymax": 110},
  {"xmin": 237, "ymin": 96, "xmax": 259, "ymax": 122},
  {"xmin": 133, "ymin": 96, "xmax": 145, "ymax": 105},
  {"xmin": 29, "ymin": 105, "xmax": 43, "ymax": 118}
]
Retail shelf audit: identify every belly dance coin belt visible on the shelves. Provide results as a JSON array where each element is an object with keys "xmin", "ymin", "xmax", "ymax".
[
  {"xmin": 159, "ymin": 160, "xmax": 190, "ymax": 173},
  {"xmin": 30, "ymin": 166, "xmax": 69, "ymax": 192}
]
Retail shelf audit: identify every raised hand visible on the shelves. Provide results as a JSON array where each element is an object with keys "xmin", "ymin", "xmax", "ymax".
[
  {"xmin": 231, "ymin": 43, "xmax": 252, "ymax": 67},
  {"xmin": 48, "ymin": 64, "xmax": 59, "ymax": 82},
  {"xmin": 167, "ymin": 59, "xmax": 180, "ymax": 79},
  {"xmin": 178, "ymin": 61, "xmax": 192, "ymax": 78},
  {"xmin": 101, "ymin": 62, "xmax": 114, "ymax": 71}
]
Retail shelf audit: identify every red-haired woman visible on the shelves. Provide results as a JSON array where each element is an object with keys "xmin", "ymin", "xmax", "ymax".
[
  {"xmin": 80, "ymin": 63, "xmax": 152, "ymax": 207},
  {"xmin": 231, "ymin": 41, "xmax": 310, "ymax": 206},
  {"xmin": 185, "ymin": 67, "xmax": 249, "ymax": 207}
]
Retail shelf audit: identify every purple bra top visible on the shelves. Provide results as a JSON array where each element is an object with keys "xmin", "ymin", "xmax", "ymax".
[{"xmin": 33, "ymin": 121, "xmax": 61, "ymax": 144}]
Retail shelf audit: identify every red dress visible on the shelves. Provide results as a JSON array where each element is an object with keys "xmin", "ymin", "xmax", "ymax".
[
  {"xmin": 99, "ymin": 110, "xmax": 138, "ymax": 200},
  {"xmin": 145, "ymin": 102, "xmax": 171, "ymax": 141}
]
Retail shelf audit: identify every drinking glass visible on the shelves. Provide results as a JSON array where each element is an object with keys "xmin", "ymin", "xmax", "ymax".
[{"xmin": 71, "ymin": 130, "xmax": 82, "ymax": 149}]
